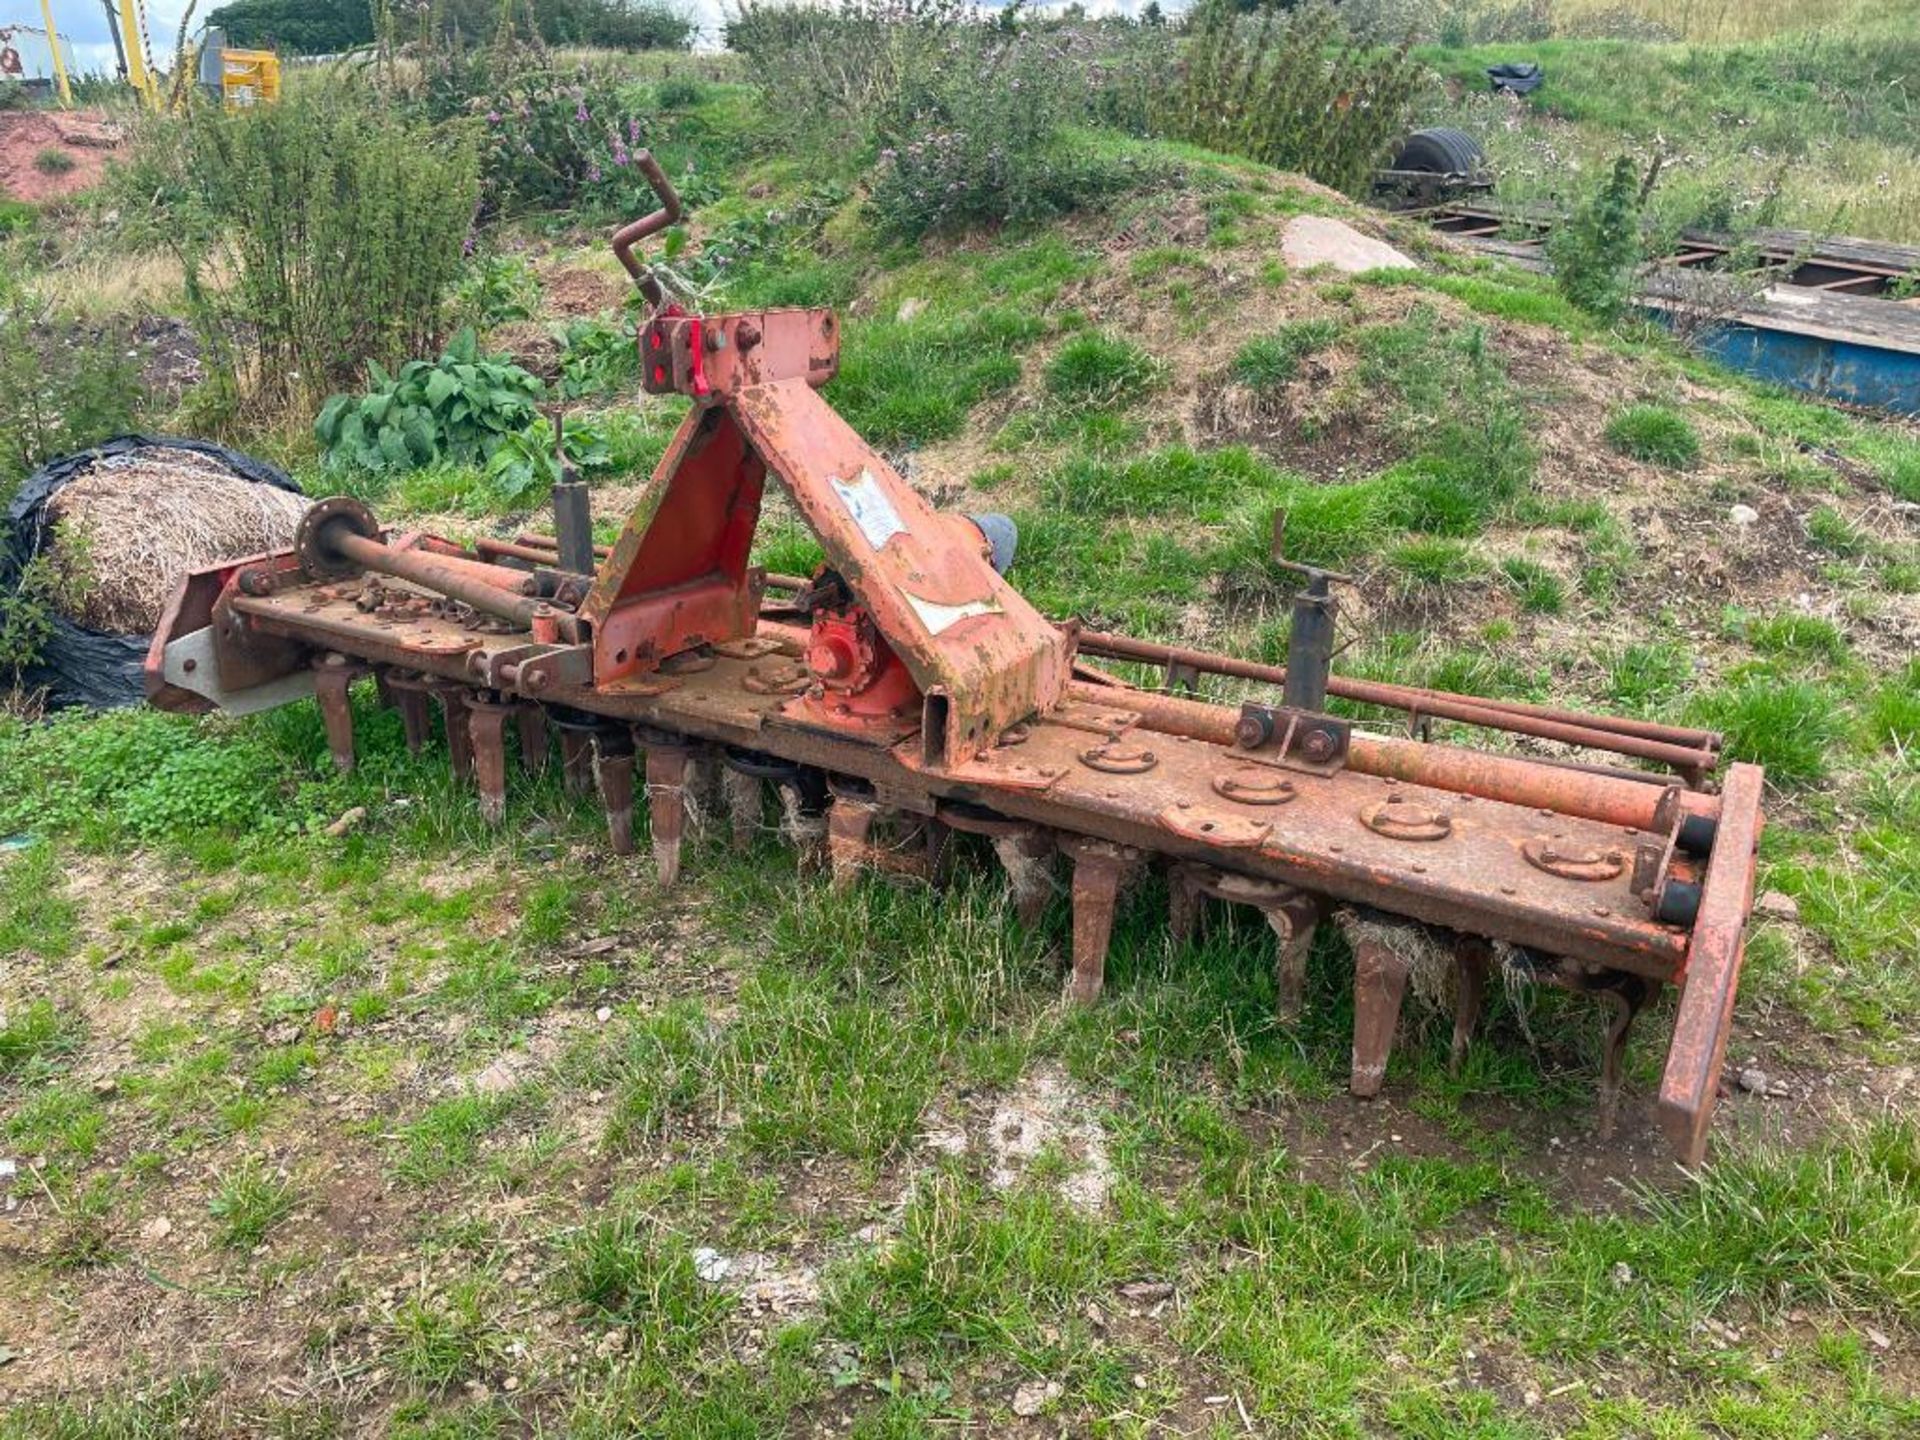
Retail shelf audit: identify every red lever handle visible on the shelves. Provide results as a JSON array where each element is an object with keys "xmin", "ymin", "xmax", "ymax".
[{"xmin": 609, "ymin": 151, "xmax": 684, "ymax": 310}]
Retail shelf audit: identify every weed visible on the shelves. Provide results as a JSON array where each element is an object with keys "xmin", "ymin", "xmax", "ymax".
[
  {"xmin": 32, "ymin": 148, "xmax": 75, "ymax": 177},
  {"xmin": 561, "ymin": 1209, "xmax": 732, "ymax": 1354},
  {"xmin": 1606, "ymin": 403, "xmax": 1703, "ymax": 468},
  {"xmin": 1547, "ymin": 154, "xmax": 1646, "ymax": 318},
  {"xmin": 315, "ymin": 330, "xmax": 544, "ymax": 475},
  {"xmin": 1806, "ymin": 505, "xmax": 1871, "ymax": 557},
  {"xmin": 396, "ymin": 1094, "xmax": 520, "ymax": 1185},
  {"xmin": 386, "ymin": 1277, "xmax": 507, "ymax": 1388},
  {"xmin": 1607, "ymin": 640, "xmax": 1693, "ymax": 713},
  {"xmin": 1388, "ymin": 536, "xmax": 1482, "ymax": 586},
  {"xmin": 209, "ymin": 1161, "xmax": 297, "ymax": 1249},
  {"xmin": 1739, "ymin": 610, "xmax": 1849, "ymax": 662},
  {"xmin": 0, "ymin": 842, "xmax": 79, "ymax": 961},
  {"xmin": 0, "ymin": 997, "xmax": 81, "ymax": 1081}
]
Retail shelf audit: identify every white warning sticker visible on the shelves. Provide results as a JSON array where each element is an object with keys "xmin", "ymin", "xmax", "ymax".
[
  {"xmin": 904, "ymin": 592, "xmax": 1001, "ymax": 636},
  {"xmin": 831, "ymin": 468, "xmax": 908, "ymax": 552}
]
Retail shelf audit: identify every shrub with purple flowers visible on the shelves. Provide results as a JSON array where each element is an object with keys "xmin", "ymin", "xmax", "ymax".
[{"xmin": 475, "ymin": 68, "xmax": 657, "ymax": 215}]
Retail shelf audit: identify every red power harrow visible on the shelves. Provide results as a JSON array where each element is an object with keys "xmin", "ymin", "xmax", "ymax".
[{"xmin": 148, "ymin": 157, "xmax": 1764, "ymax": 1164}]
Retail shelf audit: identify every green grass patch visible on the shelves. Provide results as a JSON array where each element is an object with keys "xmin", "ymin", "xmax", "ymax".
[
  {"xmin": 1689, "ymin": 672, "xmax": 1854, "ymax": 784},
  {"xmin": 1606, "ymin": 403, "xmax": 1703, "ymax": 468},
  {"xmin": 1229, "ymin": 319, "xmax": 1342, "ymax": 391},
  {"xmin": 1043, "ymin": 331, "xmax": 1163, "ymax": 411}
]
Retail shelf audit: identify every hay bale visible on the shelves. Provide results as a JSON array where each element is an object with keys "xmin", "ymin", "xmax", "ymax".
[{"xmin": 44, "ymin": 447, "xmax": 310, "ymax": 635}]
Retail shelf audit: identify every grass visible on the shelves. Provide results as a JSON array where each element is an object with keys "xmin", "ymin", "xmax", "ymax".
[
  {"xmin": 1690, "ymin": 672, "xmax": 1854, "ymax": 783},
  {"xmin": 1043, "ymin": 331, "xmax": 1163, "ymax": 411},
  {"xmin": 1606, "ymin": 403, "xmax": 1704, "ymax": 468},
  {"xmin": 209, "ymin": 1161, "xmax": 297, "ymax": 1249},
  {"xmin": 1228, "ymin": 318, "xmax": 1342, "ymax": 391}
]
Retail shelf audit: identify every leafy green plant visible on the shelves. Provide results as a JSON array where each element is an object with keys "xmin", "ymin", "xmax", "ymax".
[
  {"xmin": 555, "ymin": 317, "xmax": 641, "ymax": 398},
  {"xmin": 1606, "ymin": 403, "xmax": 1702, "ymax": 467},
  {"xmin": 452, "ymin": 254, "xmax": 542, "ymax": 329},
  {"xmin": 315, "ymin": 331, "xmax": 545, "ymax": 474},
  {"xmin": 481, "ymin": 412, "xmax": 651, "ymax": 507}
]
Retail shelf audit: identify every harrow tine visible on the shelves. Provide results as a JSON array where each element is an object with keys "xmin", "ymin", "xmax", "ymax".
[
  {"xmin": 468, "ymin": 697, "xmax": 512, "ymax": 825},
  {"xmin": 924, "ymin": 817, "xmax": 955, "ymax": 888},
  {"xmin": 432, "ymin": 684, "xmax": 476, "ymax": 783},
  {"xmin": 1168, "ymin": 864, "xmax": 1205, "ymax": 945},
  {"xmin": 384, "ymin": 672, "xmax": 433, "ymax": 756},
  {"xmin": 827, "ymin": 793, "xmax": 880, "ymax": 893},
  {"xmin": 1257, "ymin": 890, "xmax": 1320, "ymax": 1024},
  {"xmin": 593, "ymin": 728, "xmax": 637, "ymax": 856},
  {"xmin": 1340, "ymin": 909, "xmax": 1412, "ymax": 1099},
  {"xmin": 776, "ymin": 770, "xmax": 831, "ymax": 872},
  {"xmin": 644, "ymin": 742, "xmax": 692, "ymax": 888},
  {"xmin": 989, "ymin": 827, "xmax": 1056, "ymax": 927},
  {"xmin": 313, "ymin": 654, "xmax": 362, "ymax": 774},
  {"xmin": 1062, "ymin": 838, "xmax": 1133, "ymax": 1005},
  {"xmin": 558, "ymin": 729, "xmax": 594, "ymax": 797},
  {"xmin": 1451, "ymin": 936, "xmax": 1493, "ymax": 1074},
  {"xmin": 516, "ymin": 705, "xmax": 550, "ymax": 775},
  {"xmin": 723, "ymin": 769, "xmax": 763, "ymax": 852},
  {"xmin": 1597, "ymin": 975, "xmax": 1652, "ymax": 1139}
]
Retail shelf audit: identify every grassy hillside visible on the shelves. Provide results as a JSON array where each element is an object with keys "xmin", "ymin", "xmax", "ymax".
[{"xmin": 2, "ymin": 38, "xmax": 1918, "ymax": 1440}]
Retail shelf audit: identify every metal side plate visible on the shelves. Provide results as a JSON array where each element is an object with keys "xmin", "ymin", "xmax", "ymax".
[{"xmin": 164, "ymin": 627, "xmax": 317, "ymax": 715}]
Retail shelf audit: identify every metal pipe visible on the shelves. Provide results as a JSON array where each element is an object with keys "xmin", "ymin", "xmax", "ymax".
[
  {"xmin": 1073, "ymin": 628, "xmax": 1720, "ymax": 758},
  {"xmin": 1068, "ymin": 681, "xmax": 1712, "ymax": 833},
  {"xmin": 408, "ymin": 539, "xmax": 541, "ymax": 594},
  {"xmin": 328, "ymin": 529, "xmax": 547, "ymax": 633}
]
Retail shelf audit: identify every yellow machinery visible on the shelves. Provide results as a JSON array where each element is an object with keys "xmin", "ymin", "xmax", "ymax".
[
  {"xmin": 99, "ymin": 1, "xmax": 281, "ymax": 112},
  {"xmin": 207, "ymin": 42, "xmax": 281, "ymax": 108}
]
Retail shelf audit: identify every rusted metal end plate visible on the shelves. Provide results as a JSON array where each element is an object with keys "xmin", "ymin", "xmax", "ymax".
[{"xmin": 1657, "ymin": 762, "xmax": 1765, "ymax": 1166}]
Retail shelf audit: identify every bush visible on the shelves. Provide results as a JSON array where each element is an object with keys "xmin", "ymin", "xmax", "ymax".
[
  {"xmin": 205, "ymin": 0, "xmax": 375, "ymax": 55},
  {"xmin": 112, "ymin": 86, "xmax": 479, "ymax": 418},
  {"xmin": 472, "ymin": 67, "xmax": 660, "ymax": 215},
  {"xmin": 729, "ymin": 0, "xmax": 1145, "ymax": 239},
  {"xmin": 1132, "ymin": 1, "xmax": 1424, "ymax": 194},
  {"xmin": 1606, "ymin": 403, "xmax": 1702, "ymax": 468},
  {"xmin": 1548, "ymin": 155, "xmax": 1646, "ymax": 319},
  {"xmin": 0, "ymin": 280, "xmax": 145, "ymax": 501}
]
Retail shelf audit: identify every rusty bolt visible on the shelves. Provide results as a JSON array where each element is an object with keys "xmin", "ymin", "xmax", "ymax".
[
  {"xmin": 1301, "ymin": 728, "xmax": 1336, "ymax": 762},
  {"xmin": 1234, "ymin": 711, "xmax": 1273, "ymax": 749}
]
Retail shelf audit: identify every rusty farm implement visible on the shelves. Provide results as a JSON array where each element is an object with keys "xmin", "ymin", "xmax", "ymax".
[{"xmin": 146, "ymin": 157, "xmax": 1764, "ymax": 1165}]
